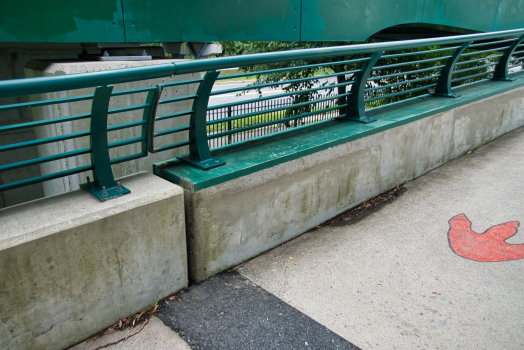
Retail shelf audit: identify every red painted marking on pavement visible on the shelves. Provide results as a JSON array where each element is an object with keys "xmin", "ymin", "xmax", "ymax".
[{"xmin": 448, "ymin": 214, "xmax": 523, "ymax": 262}]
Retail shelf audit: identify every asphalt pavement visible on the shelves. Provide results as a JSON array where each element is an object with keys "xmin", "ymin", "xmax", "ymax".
[{"xmin": 72, "ymin": 126, "xmax": 524, "ymax": 349}]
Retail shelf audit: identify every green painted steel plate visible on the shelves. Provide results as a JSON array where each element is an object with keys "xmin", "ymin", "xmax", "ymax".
[
  {"xmin": 493, "ymin": 0, "xmax": 524, "ymax": 31},
  {"xmin": 423, "ymin": 0, "xmax": 500, "ymax": 33},
  {"xmin": 122, "ymin": 0, "xmax": 301, "ymax": 42},
  {"xmin": 0, "ymin": 0, "xmax": 125, "ymax": 42},
  {"xmin": 0, "ymin": 0, "xmax": 523, "ymax": 44},
  {"xmin": 301, "ymin": 0, "xmax": 523, "ymax": 42},
  {"xmin": 301, "ymin": 0, "xmax": 425, "ymax": 42}
]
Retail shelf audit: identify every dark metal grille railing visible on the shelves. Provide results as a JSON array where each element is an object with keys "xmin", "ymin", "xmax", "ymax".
[
  {"xmin": 0, "ymin": 28, "xmax": 523, "ymax": 200},
  {"xmin": 206, "ymin": 94, "xmax": 337, "ymax": 149}
]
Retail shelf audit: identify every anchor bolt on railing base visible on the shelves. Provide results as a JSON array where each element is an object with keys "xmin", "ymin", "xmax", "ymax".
[
  {"xmin": 80, "ymin": 180, "xmax": 130, "ymax": 201},
  {"xmin": 177, "ymin": 155, "xmax": 226, "ymax": 170}
]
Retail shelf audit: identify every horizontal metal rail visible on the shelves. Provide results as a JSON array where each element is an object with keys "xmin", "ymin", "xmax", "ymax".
[
  {"xmin": 154, "ymin": 125, "xmax": 192, "ymax": 137},
  {"xmin": 216, "ymin": 58, "xmax": 369, "ymax": 80},
  {"xmin": 0, "ymin": 28, "xmax": 523, "ymax": 198},
  {"xmin": 451, "ymin": 71, "xmax": 494, "ymax": 83},
  {"xmin": 0, "ymin": 148, "xmax": 91, "ymax": 172},
  {"xmin": 0, "ymin": 94, "xmax": 94, "ymax": 112},
  {"xmin": 364, "ymin": 83, "xmax": 438, "ymax": 103},
  {"xmin": 455, "ymin": 55, "xmax": 503, "ymax": 66},
  {"xmin": 0, "ymin": 131, "xmax": 90, "ymax": 152},
  {"xmin": 461, "ymin": 46, "xmax": 511, "ymax": 57},
  {"xmin": 468, "ymin": 38, "xmax": 518, "ymax": 47},
  {"xmin": 111, "ymin": 86, "xmax": 158, "ymax": 96},
  {"xmin": 365, "ymin": 75, "xmax": 440, "ymax": 92},
  {"xmin": 210, "ymin": 70, "xmax": 361, "ymax": 96},
  {"xmin": 156, "ymin": 109, "xmax": 193, "ymax": 121},
  {"xmin": 373, "ymin": 56, "xmax": 451, "ymax": 70},
  {"xmin": 0, "ymin": 113, "xmax": 91, "ymax": 132},
  {"xmin": 159, "ymin": 94, "xmax": 198, "ymax": 104},
  {"xmin": 368, "ymin": 65, "xmax": 447, "ymax": 81},
  {"xmin": 381, "ymin": 46, "xmax": 461, "ymax": 59},
  {"xmin": 453, "ymin": 62, "xmax": 498, "ymax": 75},
  {"xmin": 208, "ymin": 81, "xmax": 355, "ymax": 110}
]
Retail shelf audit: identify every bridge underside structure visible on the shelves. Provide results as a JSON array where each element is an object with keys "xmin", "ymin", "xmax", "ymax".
[{"xmin": 1, "ymin": 0, "xmax": 524, "ymax": 44}]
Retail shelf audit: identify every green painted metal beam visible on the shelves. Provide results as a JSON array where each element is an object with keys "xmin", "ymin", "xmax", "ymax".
[
  {"xmin": 1, "ymin": 0, "xmax": 524, "ymax": 43},
  {"xmin": 0, "ymin": 0, "xmax": 125, "ymax": 42}
]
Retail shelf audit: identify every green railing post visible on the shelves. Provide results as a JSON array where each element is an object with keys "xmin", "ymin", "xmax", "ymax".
[
  {"xmin": 80, "ymin": 85, "xmax": 130, "ymax": 200},
  {"xmin": 342, "ymin": 51, "xmax": 384, "ymax": 123},
  {"xmin": 493, "ymin": 34, "xmax": 524, "ymax": 81},
  {"xmin": 433, "ymin": 41, "xmax": 472, "ymax": 98},
  {"xmin": 178, "ymin": 71, "xmax": 226, "ymax": 170},
  {"xmin": 227, "ymin": 106, "xmax": 232, "ymax": 145},
  {"xmin": 146, "ymin": 84, "xmax": 163, "ymax": 152}
]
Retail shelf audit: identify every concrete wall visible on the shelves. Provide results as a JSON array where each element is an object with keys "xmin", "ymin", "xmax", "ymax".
[
  {"xmin": 0, "ymin": 172, "xmax": 187, "ymax": 350},
  {"xmin": 23, "ymin": 60, "xmax": 196, "ymax": 200},
  {"xmin": 0, "ymin": 45, "xmax": 196, "ymax": 208},
  {"xmin": 0, "ymin": 44, "xmax": 100, "ymax": 208},
  {"xmin": 184, "ymin": 85, "xmax": 524, "ymax": 283}
]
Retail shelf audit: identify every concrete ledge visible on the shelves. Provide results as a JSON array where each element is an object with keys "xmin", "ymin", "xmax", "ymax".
[
  {"xmin": 0, "ymin": 173, "xmax": 187, "ymax": 350},
  {"xmin": 156, "ymin": 78, "xmax": 524, "ymax": 283}
]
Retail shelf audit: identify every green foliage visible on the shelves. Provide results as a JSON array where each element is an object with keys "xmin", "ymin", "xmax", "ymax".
[
  {"xmin": 221, "ymin": 41, "xmax": 368, "ymax": 117},
  {"xmin": 220, "ymin": 40, "xmax": 502, "ymax": 120}
]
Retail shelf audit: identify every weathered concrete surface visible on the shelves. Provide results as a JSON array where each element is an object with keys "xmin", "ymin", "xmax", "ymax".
[
  {"xmin": 0, "ymin": 44, "xmax": 123, "ymax": 208},
  {"xmin": 185, "ymin": 85, "xmax": 524, "ymax": 282},
  {"xmin": 238, "ymin": 126, "xmax": 524, "ymax": 349},
  {"xmin": 21, "ymin": 59, "xmax": 197, "ymax": 200},
  {"xmin": 0, "ymin": 172, "xmax": 187, "ymax": 350},
  {"xmin": 69, "ymin": 316, "xmax": 191, "ymax": 350}
]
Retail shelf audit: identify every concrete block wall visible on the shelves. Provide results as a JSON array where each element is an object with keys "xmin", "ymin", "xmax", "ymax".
[
  {"xmin": 183, "ymin": 86, "xmax": 524, "ymax": 282},
  {"xmin": 23, "ymin": 60, "xmax": 197, "ymax": 201},
  {"xmin": 0, "ymin": 44, "xmax": 100, "ymax": 208},
  {"xmin": 0, "ymin": 49, "xmax": 197, "ymax": 208},
  {"xmin": 0, "ymin": 172, "xmax": 188, "ymax": 350}
]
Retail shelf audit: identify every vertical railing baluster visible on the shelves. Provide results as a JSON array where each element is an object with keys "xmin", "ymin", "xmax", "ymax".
[
  {"xmin": 343, "ymin": 51, "xmax": 384, "ymax": 123},
  {"xmin": 178, "ymin": 70, "xmax": 225, "ymax": 170},
  {"xmin": 493, "ymin": 34, "xmax": 524, "ymax": 81},
  {"xmin": 146, "ymin": 84, "xmax": 162, "ymax": 153},
  {"xmin": 80, "ymin": 85, "xmax": 130, "ymax": 200},
  {"xmin": 433, "ymin": 41, "xmax": 472, "ymax": 98},
  {"xmin": 227, "ymin": 106, "xmax": 232, "ymax": 145}
]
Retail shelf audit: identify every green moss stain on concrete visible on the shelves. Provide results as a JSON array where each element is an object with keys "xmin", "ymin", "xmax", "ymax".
[{"xmin": 200, "ymin": 208, "xmax": 230, "ymax": 278}]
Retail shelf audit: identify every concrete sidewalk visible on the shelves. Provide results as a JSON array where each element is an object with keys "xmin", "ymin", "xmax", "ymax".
[{"xmin": 72, "ymin": 126, "xmax": 524, "ymax": 349}]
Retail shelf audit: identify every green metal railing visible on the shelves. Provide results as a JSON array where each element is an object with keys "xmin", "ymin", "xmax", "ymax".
[{"xmin": 1, "ymin": 29, "xmax": 523, "ymax": 200}]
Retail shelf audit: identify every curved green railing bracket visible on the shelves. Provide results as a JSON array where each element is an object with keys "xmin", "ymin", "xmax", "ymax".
[
  {"xmin": 178, "ymin": 71, "xmax": 226, "ymax": 170},
  {"xmin": 146, "ymin": 84, "xmax": 163, "ymax": 153},
  {"xmin": 493, "ymin": 34, "xmax": 524, "ymax": 81},
  {"xmin": 433, "ymin": 41, "xmax": 472, "ymax": 98},
  {"xmin": 80, "ymin": 85, "xmax": 130, "ymax": 201},
  {"xmin": 342, "ymin": 51, "xmax": 384, "ymax": 123}
]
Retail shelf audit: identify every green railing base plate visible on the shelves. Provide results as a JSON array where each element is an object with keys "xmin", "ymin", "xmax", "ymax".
[
  {"xmin": 338, "ymin": 116, "xmax": 378, "ymax": 124},
  {"xmin": 177, "ymin": 155, "xmax": 226, "ymax": 170},
  {"xmin": 80, "ymin": 181, "xmax": 131, "ymax": 201},
  {"xmin": 432, "ymin": 92, "xmax": 462, "ymax": 98}
]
